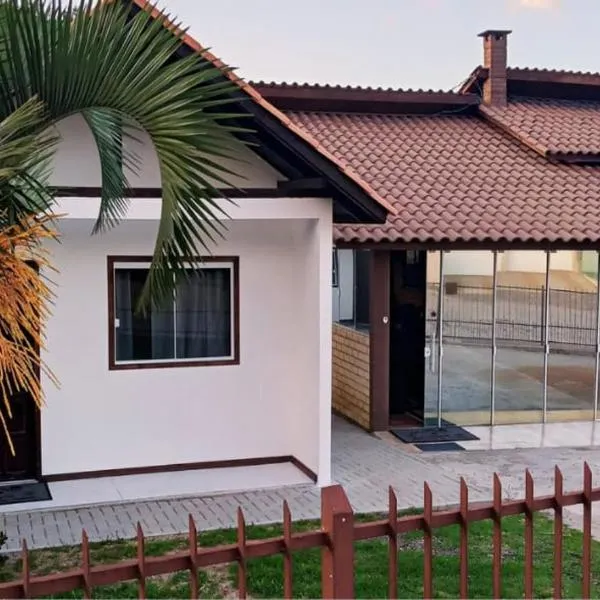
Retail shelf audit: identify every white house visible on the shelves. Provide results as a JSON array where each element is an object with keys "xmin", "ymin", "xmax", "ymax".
[{"xmin": 0, "ymin": 5, "xmax": 391, "ymax": 498}]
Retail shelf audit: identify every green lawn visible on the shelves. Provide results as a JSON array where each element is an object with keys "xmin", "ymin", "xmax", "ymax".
[{"xmin": 0, "ymin": 512, "xmax": 598, "ymax": 598}]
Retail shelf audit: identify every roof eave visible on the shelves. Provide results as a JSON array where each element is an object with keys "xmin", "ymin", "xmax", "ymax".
[
  {"xmin": 124, "ymin": 0, "xmax": 395, "ymax": 224},
  {"xmin": 252, "ymin": 83, "xmax": 480, "ymax": 115},
  {"xmin": 549, "ymin": 152, "xmax": 600, "ymax": 164}
]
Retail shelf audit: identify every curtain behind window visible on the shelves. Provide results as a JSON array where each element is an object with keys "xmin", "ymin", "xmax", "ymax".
[
  {"xmin": 115, "ymin": 269, "xmax": 174, "ymax": 361},
  {"xmin": 115, "ymin": 271, "xmax": 134, "ymax": 360},
  {"xmin": 176, "ymin": 268, "xmax": 231, "ymax": 359}
]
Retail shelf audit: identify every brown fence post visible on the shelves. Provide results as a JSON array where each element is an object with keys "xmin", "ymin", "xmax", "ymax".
[{"xmin": 321, "ymin": 484, "xmax": 355, "ymax": 599}]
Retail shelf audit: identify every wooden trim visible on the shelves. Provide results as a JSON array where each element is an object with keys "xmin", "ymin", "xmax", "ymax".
[
  {"xmin": 369, "ymin": 250, "xmax": 391, "ymax": 432},
  {"xmin": 44, "ymin": 455, "xmax": 314, "ymax": 483},
  {"xmin": 53, "ymin": 186, "xmax": 297, "ymax": 199},
  {"xmin": 508, "ymin": 67, "xmax": 600, "ymax": 87},
  {"xmin": 336, "ymin": 240, "xmax": 600, "ymax": 251},
  {"xmin": 253, "ymin": 83, "xmax": 479, "ymax": 115},
  {"xmin": 241, "ymin": 102, "xmax": 390, "ymax": 224},
  {"xmin": 29, "ymin": 261, "xmax": 43, "ymax": 480},
  {"xmin": 107, "ymin": 255, "xmax": 240, "ymax": 371},
  {"xmin": 289, "ymin": 456, "xmax": 318, "ymax": 483}
]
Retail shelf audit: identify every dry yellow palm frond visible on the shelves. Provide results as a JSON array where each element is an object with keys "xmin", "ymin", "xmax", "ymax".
[{"xmin": 0, "ymin": 215, "xmax": 58, "ymax": 455}]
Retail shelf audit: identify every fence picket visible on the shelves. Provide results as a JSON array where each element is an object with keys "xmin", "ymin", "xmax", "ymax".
[
  {"xmin": 22, "ymin": 539, "xmax": 30, "ymax": 599},
  {"xmin": 321, "ymin": 485, "xmax": 354, "ymax": 599},
  {"xmin": 583, "ymin": 462, "xmax": 592, "ymax": 599},
  {"xmin": 524, "ymin": 470, "xmax": 534, "ymax": 599},
  {"xmin": 423, "ymin": 483, "xmax": 433, "ymax": 600},
  {"xmin": 283, "ymin": 500, "xmax": 293, "ymax": 599},
  {"xmin": 554, "ymin": 466, "xmax": 564, "ymax": 600},
  {"xmin": 81, "ymin": 529, "xmax": 92, "ymax": 599},
  {"xmin": 136, "ymin": 523, "xmax": 146, "ymax": 600},
  {"xmin": 237, "ymin": 507, "xmax": 247, "ymax": 599},
  {"xmin": 188, "ymin": 515, "xmax": 199, "ymax": 599},
  {"xmin": 388, "ymin": 486, "xmax": 398, "ymax": 599},
  {"xmin": 492, "ymin": 473, "xmax": 502, "ymax": 599},
  {"xmin": 459, "ymin": 478, "xmax": 469, "ymax": 600}
]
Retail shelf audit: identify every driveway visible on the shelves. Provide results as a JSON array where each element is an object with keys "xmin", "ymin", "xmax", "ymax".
[{"xmin": 1, "ymin": 416, "xmax": 599, "ymax": 551}]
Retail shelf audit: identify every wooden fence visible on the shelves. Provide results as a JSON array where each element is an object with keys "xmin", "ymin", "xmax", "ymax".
[{"xmin": 0, "ymin": 463, "xmax": 598, "ymax": 599}]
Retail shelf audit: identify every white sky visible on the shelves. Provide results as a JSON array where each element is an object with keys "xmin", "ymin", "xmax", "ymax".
[{"xmin": 154, "ymin": 0, "xmax": 600, "ymax": 91}]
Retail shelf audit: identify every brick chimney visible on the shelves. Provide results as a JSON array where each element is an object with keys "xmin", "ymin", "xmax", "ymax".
[{"xmin": 478, "ymin": 29, "xmax": 512, "ymax": 107}]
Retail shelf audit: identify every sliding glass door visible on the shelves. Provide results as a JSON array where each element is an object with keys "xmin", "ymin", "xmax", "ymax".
[{"xmin": 424, "ymin": 249, "xmax": 600, "ymax": 426}]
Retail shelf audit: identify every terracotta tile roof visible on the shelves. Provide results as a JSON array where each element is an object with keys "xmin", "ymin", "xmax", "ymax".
[
  {"xmin": 127, "ymin": 1, "xmax": 395, "ymax": 216},
  {"xmin": 481, "ymin": 97, "xmax": 600, "ymax": 159},
  {"xmin": 286, "ymin": 110, "xmax": 600, "ymax": 244}
]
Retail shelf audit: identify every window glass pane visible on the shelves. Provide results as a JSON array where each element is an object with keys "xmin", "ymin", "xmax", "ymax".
[
  {"xmin": 175, "ymin": 268, "xmax": 232, "ymax": 359},
  {"xmin": 332, "ymin": 249, "xmax": 339, "ymax": 288},
  {"xmin": 547, "ymin": 250, "xmax": 596, "ymax": 422},
  {"xmin": 494, "ymin": 251, "xmax": 545, "ymax": 424},
  {"xmin": 336, "ymin": 249, "xmax": 355, "ymax": 324},
  {"xmin": 424, "ymin": 251, "xmax": 441, "ymax": 425},
  {"xmin": 354, "ymin": 249, "xmax": 370, "ymax": 328},
  {"xmin": 115, "ymin": 269, "xmax": 174, "ymax": 361},
  {"xmin": 441, "ymin": 251, "xmax": 494, "ymax": 426}
]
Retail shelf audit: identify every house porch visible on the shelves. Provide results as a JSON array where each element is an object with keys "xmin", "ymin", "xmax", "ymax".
[{"xmin": 332, "ymin": 247, "xmax": 600, "ymax": 431}]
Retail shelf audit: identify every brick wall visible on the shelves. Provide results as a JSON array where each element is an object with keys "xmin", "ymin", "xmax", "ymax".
[{"xmin": 332, "ymin": 323, "xmax": 371, "ymax": 430}]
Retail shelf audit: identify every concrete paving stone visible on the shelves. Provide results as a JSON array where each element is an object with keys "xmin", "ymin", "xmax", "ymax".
[{"xmin": 3, "ymin": 416, "xmax": 600, "ymax": 552}]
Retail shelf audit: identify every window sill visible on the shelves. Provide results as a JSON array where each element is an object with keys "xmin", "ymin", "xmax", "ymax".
[{"xmin": 109, "ymin": 357, "xmax": 240, "ymax": 371}]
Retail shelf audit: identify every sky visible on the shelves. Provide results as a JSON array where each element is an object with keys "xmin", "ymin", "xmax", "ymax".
[{"xmin": 154, "ymin": 0, "xmax": 600, "ymax": 91}]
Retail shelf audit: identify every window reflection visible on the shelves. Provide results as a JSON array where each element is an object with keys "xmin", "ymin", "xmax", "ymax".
[
  {"xmin": 440, "ymin": 251, "xmax": 493, "ymax": 426},
  {"xmin": 493, "ymin": 251, "xmax": 545, "ymax": 424},
  {"xmin": 546, "ymin": 251, "xmax": 598, "ymax": 422},
  {"xmin": 424, "ymin": 251, "xmax": 441, "ymax": 425}
]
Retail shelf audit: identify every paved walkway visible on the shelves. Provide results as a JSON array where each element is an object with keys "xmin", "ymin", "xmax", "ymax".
[{"xmin": 2, "ymin": 417, "xmax": 600, "ymax": 552}]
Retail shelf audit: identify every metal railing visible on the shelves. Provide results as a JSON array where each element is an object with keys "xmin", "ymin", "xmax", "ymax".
[
  {"xmin": 0, "ymin": 465, "xmax": 598, "ymax": 598},
  {"xmin": 427, "ymin": 283, "xmax": 598, "ymax": 348}
]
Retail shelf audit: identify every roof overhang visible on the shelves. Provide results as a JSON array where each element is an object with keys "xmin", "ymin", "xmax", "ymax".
[
  {"xmin": 460, "ymin": 66, "xmax": 600, "ymax": 101},
  {"xmin": 251, "ymin": 83, "xmax": 480, "ymax": 115},
  {"xmin": 124, "ymin": 1, "xmax": 394, "ymax": 225}
]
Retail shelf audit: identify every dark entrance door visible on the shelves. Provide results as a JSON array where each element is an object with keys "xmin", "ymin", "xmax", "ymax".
[
  {"xmin": 389, "ymin": 250, "xmax": 426, "ymax": 421},
  {"xmin": 0, "ymin": 390, "xmax": 40, "ymax": 481},
  {"xmin": 0, "ymin": 262, "xmax": 41, "ymax": 481}
]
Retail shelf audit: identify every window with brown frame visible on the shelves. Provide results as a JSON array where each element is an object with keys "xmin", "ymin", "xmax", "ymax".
[{"xmin": 107, "ymin": 257, "xmax": 239, "ymax": 369}]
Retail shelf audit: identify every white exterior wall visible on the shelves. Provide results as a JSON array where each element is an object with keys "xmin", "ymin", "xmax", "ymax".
[
  {"xmin": 47, "ymin": 115, "xmax": 286, "ymax": 189},
  {"xmin": 40, "ymin": 114, "xmax": 331, "ymax": 484},
  {"xmin": 502, "ymin": 250, "xmax": 577, "ymax": 273},
  {"xmin": 438, "ymin": 250, "xmax": 579, "ymax": 277},
  {"xmin": 42, "ymin": 204, "xmax": 331, "ymax": 482},
  {"xmin": 444, "ymin": 251, "xmax": 494, "ymax": 277}
]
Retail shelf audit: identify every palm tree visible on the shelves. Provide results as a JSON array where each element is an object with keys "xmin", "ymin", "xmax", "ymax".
[
  {"xmin": 0, "ymin": 0, "xmax": 246, "ymax": 304},
  {"xmin": 0, "ymin": 99, "xmax": 59, "ymax": 451},
  {"xmin": 0, "ymin": 0, "xmax": 249, "ymax": 449}
]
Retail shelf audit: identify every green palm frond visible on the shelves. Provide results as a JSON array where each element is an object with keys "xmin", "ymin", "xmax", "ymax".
[
  {"xmin": 0, "ymin": 97, "xmax": 57, "ymax": 224},
  {"xmin": 0, "ymin": 0, "xmax": 253, "ymax": 308}
]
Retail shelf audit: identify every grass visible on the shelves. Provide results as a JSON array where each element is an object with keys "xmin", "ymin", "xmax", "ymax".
[{"xmin": 0, "ymin": 512, "xmax": 599, "ymax": 598}]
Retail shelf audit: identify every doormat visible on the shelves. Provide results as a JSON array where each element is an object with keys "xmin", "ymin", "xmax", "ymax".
[
  {"xmin": 0, "ymin": 481, "xmax": 51, "ymax": 506},
  {"xmin": 415, "ymin": 442, "xmax": 465, "ymax": 452},
  {"xmin": 391, "ymin": 425, "xmax": 479, "ymax": 444}
]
